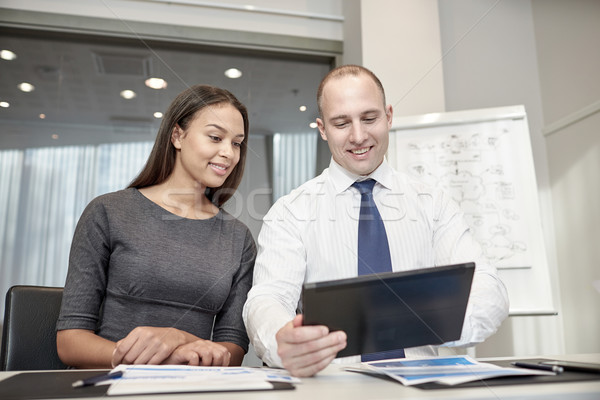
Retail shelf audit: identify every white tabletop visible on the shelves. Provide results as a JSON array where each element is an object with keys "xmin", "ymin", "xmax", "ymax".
[{"xmin": 1, "ymin": 354, "xmax": 599, "ymax": 400}]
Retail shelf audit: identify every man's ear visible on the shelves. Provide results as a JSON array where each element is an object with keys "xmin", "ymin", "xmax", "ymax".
[
  {"xmin": 316, "ymin": 118, "xmax": 328, "ymax": 141},
  {"xmin": 385, "ymin": 104, "xmax": 393, "ymax": 129},
  {"xmin": 171, "ymin": 125, "xmax": 183, "ymax": 149}
]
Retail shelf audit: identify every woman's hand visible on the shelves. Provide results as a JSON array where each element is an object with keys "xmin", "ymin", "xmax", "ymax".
[
  {"xmin": 111, "ymin": 326, "xmax": 190, "ymax": 367},
  {"xmin": 162, "ymin": 339, "xmax": 232, "ymax": 366}
]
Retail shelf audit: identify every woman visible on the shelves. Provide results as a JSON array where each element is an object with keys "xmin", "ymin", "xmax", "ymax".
[{"xmin": 56, "ymin": 85, "xmax": 256, "ymax": 368}]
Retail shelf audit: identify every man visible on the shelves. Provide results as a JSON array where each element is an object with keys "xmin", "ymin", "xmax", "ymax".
[{"xmin": 243, "ymin": 65, "xmax": 509, "ymax": 377}]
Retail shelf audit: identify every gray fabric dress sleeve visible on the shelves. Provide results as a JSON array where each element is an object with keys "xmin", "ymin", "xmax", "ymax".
[
  {"xmin": 212, "ymin": 227, "xmax": 256, "ymax": 351},
  {"xmin": 56, "ymin": 198, "xmax": 110, "ymax": 331}
]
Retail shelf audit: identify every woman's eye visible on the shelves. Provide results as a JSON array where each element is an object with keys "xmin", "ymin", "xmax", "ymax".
[
  {"xmin": 209, "ymin": 136, "xmax": 221, "ymax": 142},
  {"xmin": 233, "ymin": 142, "xmax": 242, "ymax": 148}
]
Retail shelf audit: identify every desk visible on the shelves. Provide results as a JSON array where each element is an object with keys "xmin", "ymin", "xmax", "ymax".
[{"xmin": 1, "ymin": 354, "xmax": 599, "ymax": 400}]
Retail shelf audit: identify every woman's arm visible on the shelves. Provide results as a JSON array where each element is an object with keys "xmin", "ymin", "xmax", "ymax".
[
  {"xmin": 111, "ymin": 326, "xmax": 200, "ymax": 366},
  {"xmin": 160, "ymin": 340, "xmax": 245, "ymax": 366},
  {"xmin": 57, "ymin": 199, "xmax": 113, "ymax": 368},
  {"xmin": 57, "ymin": 329, "xmax": 116, "ymax": 369},
  {"xmin": 212, "ymin": 228, "xmax": 256, "ymax": 365},
  {"xmin": 216, "ymin": 342, "xmax": 245, "ymax": 366},
  {"xmin": 58, "ymin": 326, "xmax": 209, "ymax": 368}
]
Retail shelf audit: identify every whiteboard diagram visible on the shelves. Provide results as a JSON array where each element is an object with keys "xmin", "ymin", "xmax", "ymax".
[
  {"xmin": 388, "ymin": 105, "xmax": 557, "ymax": 314},
  {"xmin": 391, "ymin": 118, "xmax": 532, "ymax": 269}
]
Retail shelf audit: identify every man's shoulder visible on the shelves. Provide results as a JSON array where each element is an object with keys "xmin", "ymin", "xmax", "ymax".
[
  {"xmin": 387, "ymin": 168, "xmax": 439, "ymax": 195},
  {"xmin": 281, "ymin": 170, "xmax": 329, "ymax": 199},
  {"xmin": 266, "ymin": 170, "xmax": 330, "ymax": 218},
  {"xmin": 387, "ymin": 169, "xmax": 458, "ymax": 217}
]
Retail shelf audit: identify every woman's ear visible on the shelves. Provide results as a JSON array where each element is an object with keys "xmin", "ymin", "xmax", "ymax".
[{"xmin": 171, "ymin": 125, "xmax": 183, "ymax": 149}]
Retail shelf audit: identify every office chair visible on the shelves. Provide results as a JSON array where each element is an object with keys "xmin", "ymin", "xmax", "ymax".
[{"xmin": 0, "ymin": 285, "xmax": 67, "ymax": 370}]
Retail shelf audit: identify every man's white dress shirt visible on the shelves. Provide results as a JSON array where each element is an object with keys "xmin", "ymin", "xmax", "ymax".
[{"xmin": 243, "ymin": 159, "xmax": 509, "ymax": 367}]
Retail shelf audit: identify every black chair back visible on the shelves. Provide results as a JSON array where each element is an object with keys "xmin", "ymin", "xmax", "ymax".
[{"xmin": 0, "ymin": 285, "xmax": 67, "ymax": 370}]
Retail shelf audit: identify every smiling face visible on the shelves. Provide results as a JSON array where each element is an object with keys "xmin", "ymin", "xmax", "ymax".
[
  {"xmin": 316, "ymin": 73, "xmax": 392, "ymax": 176},
  {"xmin": 171, "ymin": 103, "xmax": 245, "ymax": 190}
]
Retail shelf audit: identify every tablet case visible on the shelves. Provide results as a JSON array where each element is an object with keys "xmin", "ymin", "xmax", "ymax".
[{"xmin": 302, "ymin": 262, "xmax": 475, "ymax": 357}]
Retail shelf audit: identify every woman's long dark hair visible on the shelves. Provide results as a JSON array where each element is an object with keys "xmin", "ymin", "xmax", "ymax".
[{"xmin": 129, "ymin": 85, "xmax": 249, "ymax": 207}]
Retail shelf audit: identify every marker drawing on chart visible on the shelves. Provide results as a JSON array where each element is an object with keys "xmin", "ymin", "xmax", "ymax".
[{"xmin": 394, "ymin": 120, "xmax": 532, "ymax": 269}]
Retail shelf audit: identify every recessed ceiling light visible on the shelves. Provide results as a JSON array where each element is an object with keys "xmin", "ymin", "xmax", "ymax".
[
  {"xmin": 0, "ymin": 49, "xmax": 17, "ymax": 61},
  {"xmin": 244, "ymin": 5, "xmax": 256, "ymax": 11},
  {"xmin": 224, "ymin": 68, "xmax": 242, "ymax": 79},
  {"xmin": 145, "ymin": 78, "xmax": 167, "ymax": 89},
  {"xmin": 18, "ymin": 82, "xmax": 35, "ymax": 92},
  {"xmin": 299, "ymin": 106, "xmax": 307, "ymax": 112},
  {"xmin": 0, "ymin": 101, "xmax": 9, "ymax": 108},
  {"xmin": 51, "ymin": 134, "xmax": 59, "ymax": 140},
  {"xmin": 39, "ymin": 113, "xmax": 46, "ymax": 119},
  {"xmin": 120, "ymin": 90, "xmax": 136, "ymax": 99},
  {"xmin": 309, "ymin": 122, "xmax": 318, "ymax": 129},
  {"xmin": 153, "ymin": 112, "xmax": 163, "ymax": 118}
]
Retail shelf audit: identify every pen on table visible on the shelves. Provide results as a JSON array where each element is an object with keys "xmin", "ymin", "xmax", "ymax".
[
  {"xmin": 511, "ymin": 362, "xmax": 564, "ymax": 374},
  {"xmin": 72, "ymin": 370, "xmax": 124, "ymax": 388}
]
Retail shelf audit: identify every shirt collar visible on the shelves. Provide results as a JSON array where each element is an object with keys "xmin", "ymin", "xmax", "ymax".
[{"xmin": 328, "ymin": 157, "xmax": 394, "ymax": 193}]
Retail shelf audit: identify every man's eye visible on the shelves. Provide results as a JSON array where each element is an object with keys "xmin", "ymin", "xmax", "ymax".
[
  {"xmin": 363, "ymin": 118, "xmax": 376, "ymax": 124},
  {"xmin": 334, "ymin": 122, "xmax": 348, "ymax": 128}
]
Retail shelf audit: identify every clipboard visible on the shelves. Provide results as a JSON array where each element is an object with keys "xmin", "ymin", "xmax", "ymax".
[
  {"xmin": 0, "ymin": 369, "xmax": 295, "ymax": 399},
  {"xmin": 0, "ymin": 370, "xmax": 109, "ymax": 400}
]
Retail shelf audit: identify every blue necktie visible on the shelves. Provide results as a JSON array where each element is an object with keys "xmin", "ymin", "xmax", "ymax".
[{"xmin": 353, "ymin": 179, "xmax": 405, "ymax": 361}]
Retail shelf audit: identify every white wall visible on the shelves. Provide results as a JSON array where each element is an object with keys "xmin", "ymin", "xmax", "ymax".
[
  {"xmin": 437, "ymin": 0, "xmax": 565, "ymax": 357},
  {"xmin": 344, "ymin": 0, "xmax": 445, "ymax": 116},
  {"xmin": 532, "ymin": 0, "xmax": 600, "ymax": 354},
  {"xmin": 436, "ymin": 0, "xmax": 600, "ymax": 356},
  {"xmin": 0, "ymin": 0, "xmax": 343, "ymax": 41}
]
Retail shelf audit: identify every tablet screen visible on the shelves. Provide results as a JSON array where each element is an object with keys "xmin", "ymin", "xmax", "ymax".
[{"xmin": 302, "ymin": 262, "xmax": 475, "ymax": 357}]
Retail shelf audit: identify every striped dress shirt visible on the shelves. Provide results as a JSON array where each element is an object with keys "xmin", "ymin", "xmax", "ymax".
[{"xmin": 243, "ymin": 158, "xmax": 509, "ymax": 367}]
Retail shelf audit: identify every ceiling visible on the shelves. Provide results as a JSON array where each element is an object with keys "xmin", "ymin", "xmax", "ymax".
[{"xmin": 0, "ymin": 28, "xmax": 333, "ymax": 150}]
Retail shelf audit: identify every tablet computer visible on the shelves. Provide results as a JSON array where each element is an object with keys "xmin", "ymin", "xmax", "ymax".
[{"xmin": 301, "ymin": 262, "xmax": 475, "ymax": 357}]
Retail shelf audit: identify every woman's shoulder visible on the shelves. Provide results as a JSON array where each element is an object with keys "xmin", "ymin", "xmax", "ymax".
[
  {"xmin": 217, "ymin": 211, "xmax": 257, "ymax": 260},
  {"xmin": 81, "ymin": 188, "xmax": 140, "ymax": 219},
  {"xmin": 86, "ymin": 187, "xmax": 136, "ymax": 207},
  {"xmin": 73, "ymin": 189, "xmax": 138, "ymax": 235},
  {"xmin": 218, "ymin": 210, "xmax": 254, "ymax": 238}
]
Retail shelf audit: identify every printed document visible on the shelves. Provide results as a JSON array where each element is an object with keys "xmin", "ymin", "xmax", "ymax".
[
  {"xmin": 346, "ymin": 355, "xmax": 555, "ymax": 386},
  {"xmin": 93, "ymin": 365, "xmax": 298, "ymax": 395}
]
